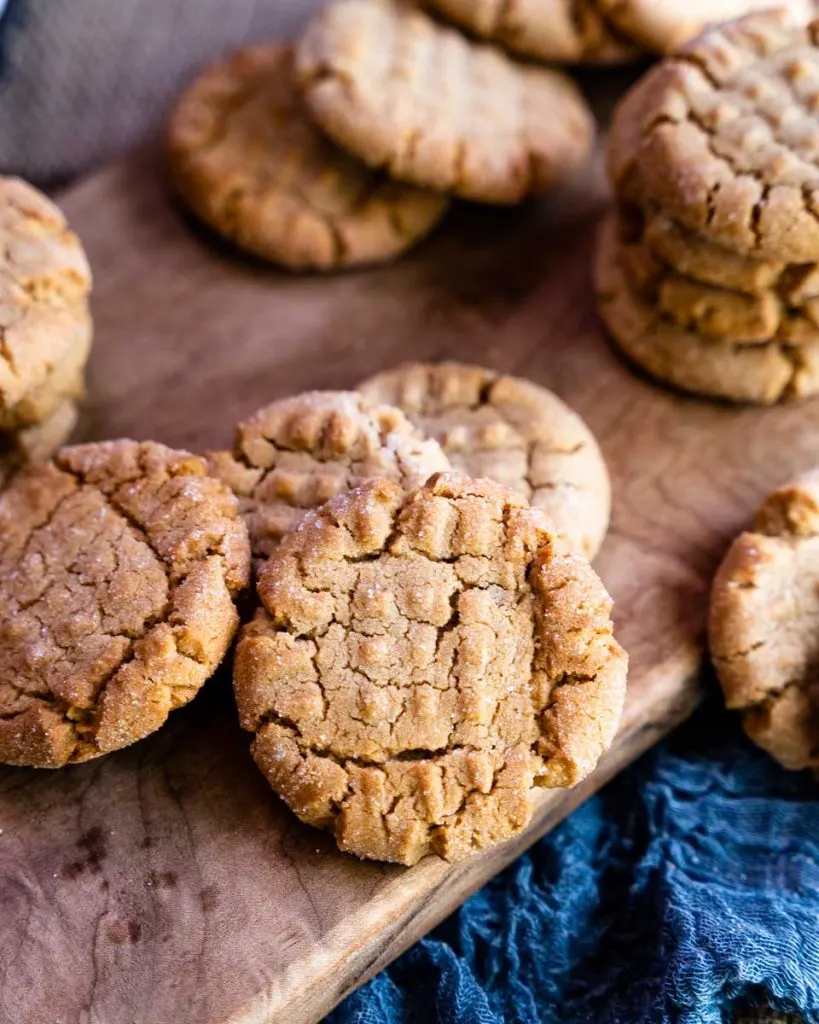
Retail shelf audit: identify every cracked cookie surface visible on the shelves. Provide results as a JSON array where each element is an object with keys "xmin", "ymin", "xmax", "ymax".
[
  {"xmin": 0, "ymin": 440, "xmax": 251, "ymax": 768},
  {"xmin": 0, "ymin": 177, "xmax": 92, "ymax": 427},
  {"xmin": 234, "ymin": 472, "xmax": 627, "ymax": 865},
  {"xmin": 598, "ymin": 0, "xmax": 812, "ymax": 55},
  {"xmin": 208, "ymin": 390, "xmax": 450, "ymax": 565},
  {"xmin": 425, "ymin": 0, "xmax": 642, "ymax": 64},
  {"xmin": 167, "ymin": 44, "xmax": 449, "ymax": 270},
  {"xmin": 595, "ymin": 211, "xmax": 819, "ymax": 402},
  {"xmin": 295, "ymin": 0, "xmax": 594, "ymax": 204},
  {"xmin": 359, "ymin": 362, "xmax": 610, "ymax": 559},
  {"xmin": 710, "ymin": 469, "xmax": 819, "ymax": 770},
  {"xmin": 611, "ymin": 10, "xmax": 819, "ymax": 262}
]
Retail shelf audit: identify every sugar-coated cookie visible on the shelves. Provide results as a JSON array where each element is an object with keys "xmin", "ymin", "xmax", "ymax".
[
  {"xmin": 234, "ymin": 472, "xmax": 627, "ymax": 864},
  {"xmin": 0, "ymin": 441, "xmax": 250, "ymax": 767}
]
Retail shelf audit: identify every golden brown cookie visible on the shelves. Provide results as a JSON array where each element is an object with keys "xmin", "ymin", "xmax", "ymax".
[
  {"xmin": 234, "ymin": 472, "xmax": 628, "ymax": 865},
  {"xmin": 595, "ymin": 212, "xmax": 819, "ymax": 403},
  {"xmin": 295, "ymin": 0, "xmax": 595, "ymax": 204},
  {"xmin": 167, "ymin": 45, "xmax": 449, "ymax": 271},
  {"xmin": 597, "ymin": 0, "xmax": 812, "ymax": 55},
  {"xmin": 208, "ymin": 390, "xmax": 450, "ymax": 566},
  {"xmin": 610, "ymin": 10, "xmax": 819, "ymax": 262},
  {"xmin": 0, "ymin": 399, "xmax": 77, "ymax": 487},
  {"xmin": 359, "ymin": 362, "xmax": 611, "ymax": 559},
  {"xmin": 710, "ymin": 468, "xmax": 819, "ymax": 771},
  {"xmin": 425, "ymin": 0, "xmax": 642, "ymax": 64},
  {"xmin": 0, "ymin": 177, "xmax": 92, "ymax": 428},
  {"xmin": 0, "ymin": 441, "xmax": 251, "ymax": 768}
]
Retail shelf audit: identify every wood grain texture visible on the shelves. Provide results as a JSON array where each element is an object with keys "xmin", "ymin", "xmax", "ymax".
[{"xmin": 1, "ymin": 140, "xmax": 813, "ymax": 1024}]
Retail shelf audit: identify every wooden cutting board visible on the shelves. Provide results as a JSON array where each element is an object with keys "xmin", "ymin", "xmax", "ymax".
[{"xmin": 2, "ymin": 136, "xmax": 816, "ymax": 1024}]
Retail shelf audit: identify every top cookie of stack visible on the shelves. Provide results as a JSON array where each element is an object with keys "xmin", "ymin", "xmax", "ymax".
[
  {"xmin": 596, "ymin": 8, "xmax": 819, "ymax": 405},
  {"xmin": 167, "ymin": 0, "xmax": 597, "ymax": 272}
]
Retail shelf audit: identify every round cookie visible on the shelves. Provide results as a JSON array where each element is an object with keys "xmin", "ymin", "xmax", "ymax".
[
  {"xmin": 167, "ymin": 45, "xmax": 449, "ymax": 271},
  {"xmin": 359, "ymin": 362, "xmax": 611, "ymax": 559},
  {"xmin": 0, "ymin": 177, "xmax": 92, "ymax": 427},
  {"xmin": 710, "ymin": 469, "xmax": 819, "ymax": 771},
  {"xmin": 615, "ymin": 10, "xmax": 819, "ymax": 262},
  {"xmin": 425, "ymin": 0, "xmax": 642, "ymax": 64},
  {"xmin": 208, "ymin": 391, "xmax": 450, "ymax": 566},
  {"xmin": 597, "ymin": 0, "xmax": 812, "ymax": 55},
  {"xmin": 295, "ymin": 0, "xmax": 595, "ymax": 204},
  {"xmin": 234, "ymin": 472, "xmax": 628, "ymax": 865},
  {"xmin": 0, "ymin": 440, "xmax": 250, "ymax": 768},
  {"xmin": 595, "ymin": 212, "xmax": 819, "ymax": 403}
]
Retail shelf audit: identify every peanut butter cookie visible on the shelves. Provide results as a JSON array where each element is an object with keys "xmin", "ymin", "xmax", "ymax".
[
  {"xmin": 0, "ymin": 177, "xmax": 92, "ymax": 428},
  {"xmin": 595, "ymin": 212, "xmax": 819, "ymax": 402},
  {"xmin": 425, "ymin": 0, "xmax": 641, "ymax": 64},
  {"xmin": 0, "ymin": 441, "xmax": 250, "ymax": 768},
  {"xmin": 611, "ymin": 10, "xmax": 819, "ymax": 262},
  {"xmin": 295, "ymin": 0, "xmax": 594, "ymax": 204},
  {"xmin": 359, "ymin": 363, "xmax": 610, "ymax": 559},
  {"xmin": 167, "ymin": 45, "xmax": 449, "ymax": 271},
  {"xmin": 598, "ymin": 0, "xmax": 812, "ymax": 55},
  {"xmin": 710, "ymin": 468, "xmax": 819, "ymax": 771},
  {"xmin": 234, "ymin": 472, "xmax": 628, "ymax": 864},
  {"xmin": 208, "ymin": 390, "xmax": 450, "ymax": 565}
]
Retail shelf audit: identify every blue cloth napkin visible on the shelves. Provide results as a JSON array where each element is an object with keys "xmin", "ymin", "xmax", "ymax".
[{"xmin": 330, "ymin": 698, "xmax": 819, "ymax": 1024}]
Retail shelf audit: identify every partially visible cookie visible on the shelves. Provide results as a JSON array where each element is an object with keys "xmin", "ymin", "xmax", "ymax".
[
  {"xmin": 613, "ymin": 11, "xmax": 819, "ymax": 262},
  {"xmin": 0, "ymin": 177, "xmax": 92, "ymax": 427},
  {"xmin": 359, "ymin": 362, "xmax": 611, "ymax": 559},
  {"xmin": 598, "ymin": 0, "xmax": 812, "ymax": 54},
  {"xmin": 0, "ymin": 399, "xmax": 77, "ymax": 487},
  {"xmin": 168, "ymin": 45, "xmax": 449, "ymax": 271},
  {"xmin": 0, "ymin": 441, "xmax": 250, "ymax": 768},
  {"xmin": 595, "ymin": 212, "xmax": 819, "ymax": 403},
  {"xmin": 234, "ymin": 472, "xmax": 628, "ymax": 864},
  {"xmin": 426, "ymin": 0, "xmax": 642, "ymax": 64},
  {"xmin": 710, "ymin": 468, "xmax": 819, "ymax": 771},
  {"xmin": 295, "ymin": 0, "xmax": 594, "ymax": 204},
  {"xmin": 208, "ymin": 390, "xmax": 450, "ymax": 564}
]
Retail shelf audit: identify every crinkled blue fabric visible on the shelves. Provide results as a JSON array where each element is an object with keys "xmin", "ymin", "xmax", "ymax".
[{"xmin": 329, "ymin": 700, "xmax": 819, "ymax": 1024}]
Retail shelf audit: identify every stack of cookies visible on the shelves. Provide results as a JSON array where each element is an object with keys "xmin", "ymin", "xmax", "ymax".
[
  {"xmin": 0, "ymin": 177, "xmax": 92, "ymax": 481},
  {"xmin": 0, "ymin": 362, "xmax": 628, "ymax": 867},
  {"xmin": 595, "ymin": 8, "xmax": 819, "ymax": 405},
  {"xmin": 166, "ymin": 0, "xmax": 597, "ymax": 272}
]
